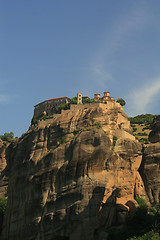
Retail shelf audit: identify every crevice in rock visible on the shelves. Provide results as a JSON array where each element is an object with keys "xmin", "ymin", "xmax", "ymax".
[{"xmin": 137, "ymin": 146, "xmax": 149, "ymax": 199}]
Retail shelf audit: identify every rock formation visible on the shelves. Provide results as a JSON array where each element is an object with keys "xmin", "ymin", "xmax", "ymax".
[
  {"xmin": 0, "ymin": 103, "xmax": 145, "ymax": 240},
  {"xmin": 149, "ymin": 115, "xmax": 160, "ymax": 143},
  {"xmin": 0, "ymin": 140, "xmax": 8, "ymax": 198},
  {"xmin": 0, "ymin": 140, "xmax": 8, "ymax": 236},
  {"xmin": 139, "ymin": 115, "xmax": 160, "ymax": 205}
]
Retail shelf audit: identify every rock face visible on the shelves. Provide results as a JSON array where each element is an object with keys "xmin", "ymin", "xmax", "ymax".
[
  {"xmin": 139, "ymin": 116, "xmax": 160, "ymax": 205},
  {"xmin": 149, "ymin": 115, "xmax": 160, "ymax": 143},
  {"xmin": 1, "ymin": 103, "xmax": 144, "ymax": 240},
  {"xmin": 0, "ymin": 140, "xmax": 8, "ymax": 198},
  {"xmin": 0, "ymin": 140, "xmax": 8, "ymax": 235},
  {"xmin": 140, "ymin": 143, "xmax": 160, "ymax": 204}
]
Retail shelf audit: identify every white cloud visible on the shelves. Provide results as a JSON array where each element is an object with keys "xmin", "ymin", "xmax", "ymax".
[
  {"xmin": 0, "ymin": 94, "xmax": 10, "ymax": 103},
  {"xmin": 127, "ymin": 78, "xmax": 160, "ymax": 116}
]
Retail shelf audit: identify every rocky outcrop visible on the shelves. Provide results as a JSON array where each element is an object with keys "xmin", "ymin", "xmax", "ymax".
[
  {"xmin": 139, "ymin": 116, "xmax": 160, "ymax": 205},
  {"xmin": 0, "ymin": 140, "xmax": 9, "ymax": 236},
  {"xmin": 140, "ymin": 143, "xmax": 160, "ymax": 204},
  {"xmin": 0, "ymin": 140, "xmax": 8, "ymax": 198},
  {"xmin": 149, "ymin": 115, "xmax": 160, "ymax": 143},
  {"xmin": 1, "ymin": 103, "xmax": 144, "ymax": 240}
]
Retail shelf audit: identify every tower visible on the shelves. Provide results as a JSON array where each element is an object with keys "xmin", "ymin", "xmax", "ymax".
[
  {"xmin": 77, "ymin": 92, "xmax": 82, "ymax": 104},
  {"xmin": 94, "ymin": 93, "xmax": 101, "ymax": 101},
  {"xmin": 103, "ymin": 92, "xmax": 110, "ymax": 97}
]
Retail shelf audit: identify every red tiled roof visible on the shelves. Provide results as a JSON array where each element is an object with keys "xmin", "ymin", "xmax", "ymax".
[{"xmin": 46, "ymin": 96, "xmax": 68, "ymax": 101}]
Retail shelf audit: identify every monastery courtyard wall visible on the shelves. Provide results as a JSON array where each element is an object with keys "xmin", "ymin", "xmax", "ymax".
[{"xmin": 61, "ymin": 101, "xmax": 122, "ymax": 114}]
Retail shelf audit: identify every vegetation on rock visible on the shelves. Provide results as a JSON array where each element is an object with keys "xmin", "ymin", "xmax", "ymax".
[
  {"xmin": 127, "ymin": 231, "xmax": 160, "ymax": 240},
  {"xmin": 0, "ymin": 132, "xmax": 14, "ymax": 142},
  {"xmin": 129, "ymin": 114, "xmax": 159, "ymax": 144},
  {"xmin": 112, "ymin": 135, "xmax": 118, "ymax": 150},
  {"xmin": 117, "ymin": 97, "xmax": 126, "ymax": 106},
  {"xmin": 129, "ymin": 114, "xmax": 156, "ymax": 125},
  {"xmin": 82, "ymin": 97, "xmax": 96, "ymax": 103},
  {"xmin": 108, "ymin": 197, "xmax": 160, "ymax": 240},
  {"xmin": 73, "ymin": 123, "xmax": 103, "ymax": 137},
  {"xmin": 69, "ymin": 97, "xmax": 77, "ymax": 104},
  {"xmin": 57, "ymin": 102, "xmax": 70, "ymax": 113},
  {"xmin": 0, "ymin": 197, "xmax": 7, "ymax": 214},
  {"xmin": 135, "ymin": 197, "xmax": 148, "ymax": 212}
]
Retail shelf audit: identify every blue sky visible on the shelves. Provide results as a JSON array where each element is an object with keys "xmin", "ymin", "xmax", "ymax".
[{"xmin": 1, "ymin": 0, "xmax": 160, "ymax": 137}]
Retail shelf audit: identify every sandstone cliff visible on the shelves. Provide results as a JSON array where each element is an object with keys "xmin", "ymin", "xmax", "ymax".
[{"xmin": 1, "ymin": 103, "xmax": 144, "ymax": 240}]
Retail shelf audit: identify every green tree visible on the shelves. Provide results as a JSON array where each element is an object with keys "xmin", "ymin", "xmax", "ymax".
[
  {"xmin": 57, "ymin": 103, "xmax": 70, "ymax": 113},
  {"xmin": 70, "ymin": 97, "xmax": 77, "ymax": 104},
  {"xmin": 0, "ymin": 132, "xmax": 14, "ymax": 142},
  {"xmin": 82, "ymin": 98, "xmax": 96, "ymax": 103},
  {"xmin": 117, "ymin": 98, "xmax": 126, "ymax": 106}
]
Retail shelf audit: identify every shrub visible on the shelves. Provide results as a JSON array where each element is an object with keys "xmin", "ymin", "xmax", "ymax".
[
  {"xmin": 142, "ymin": 127, "xmax": 151, "ymax": 131},
  {"xmin": 57, "ymin": 103, "xmax": 70, "ymax": 113},
  {"xmin": 59, "ymin": 136, "xmax": 67, "ymax": 144},
  {"xmin": 0, "ymin": 132, "xmax": 14, "ymax": 142},
  {"xmin": 117, "ymin": 98, "xmax": 126, "ymax": 106},
  {"xmin": 113, "ymin": 135, "xmax": 118, "ymax": 146},
  {"xmin": 137, "ymin": 132, "xmax": 147, "ymax": 136},
  {"xmin": 149, "ymin": 207, "xmax": 157, "ymax": 216},
  {"xmin": 0, "ymin": 197, "xmax": 7, "ymax": 214},
  {"xmin": 112, "ymin": 135, "xmax": 118, "ymax": 150},
  {"xmin": 135, "ymin": 197, "xmax": 148, "ymax": 212},
  {"xmin": 93, "ymin": 122, "xmax": 102, "ymax": 129},
  {"xmin": 70, "ymin": 97, "xmax": 77, "ymax": 104},
  {"xmin": 82, "ymin": 98, "xmax": 96, "ymax": 103},
  {"xmin": 73, "ymin": 129, "xmax": 80, "ymax": 136},
  {"xmin": 139, "ymin": 138, "xmax": 149, "ymax": 144},
  {"xmin": 133, "ymin": 127, "xmax": 137, "ymax": 132},
  {"xmin": 39, "ymin": 115, "xmax": 48, "ymax": 121},
  {"xmin": 127, "ymin": 231, "xmax": 160, "ymax": 240}
]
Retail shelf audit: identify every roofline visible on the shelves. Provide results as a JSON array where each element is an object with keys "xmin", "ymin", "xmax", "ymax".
[
  {"xmin": 46, "ymin": 96, "xmax": 69, "ymax": 101},
  {"xmin": 34, "ymin": 96, "xmax": 70, "ymax": 107}
]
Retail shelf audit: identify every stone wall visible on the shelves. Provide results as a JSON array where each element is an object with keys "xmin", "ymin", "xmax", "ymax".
[
  {"xmin": 34, "ymin": 98, "xmax": 68, "ymax": 118},
  {"xmin": 68, "ymin": 102, "xmax": 122, "ymax": 112},
  {"xmin": 34, "ymin": 98, "xmax": 120, "ymax": 120}
]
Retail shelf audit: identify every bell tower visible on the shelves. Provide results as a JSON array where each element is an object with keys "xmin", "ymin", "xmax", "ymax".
[{"xmin": 77, "ymin": 92, "xmax": 82, "ymax": 104}]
